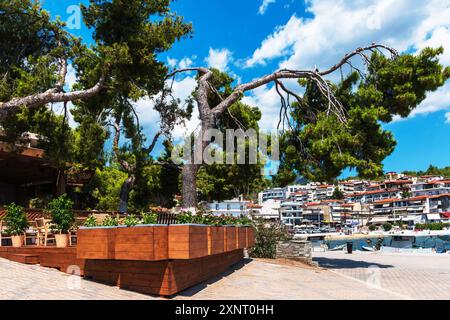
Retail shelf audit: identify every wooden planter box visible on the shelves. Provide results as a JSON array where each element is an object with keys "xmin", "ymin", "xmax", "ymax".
[
  {"xmin": 114, "ymin": 225, "xmax": 168, "ymax": 261},
  {"xmin": 223, "ymin": 226, "xmax": 237, "ymax": 252},
  {"xmin": 207, "ymin": 226, "xmax": 224, "ymax": 255},
  {"xmin": 236, "ymin": 227, "xmax": 247, "ymax": 249},
  {"xmin": 246, "ymin": 227, "xmax": 256, "ymax": 248},
  {"xmin": 168, "ymin": 225, "xmax": 208, "ymax": 259},
  {"xmin": 77, "ymin": 225, "xmax": 168, "ymax": 261},
  {"xmin": 77, "ymin": 227, "xmax": 116, "ymax": 260}
]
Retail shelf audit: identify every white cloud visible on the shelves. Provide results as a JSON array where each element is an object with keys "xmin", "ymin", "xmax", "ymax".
[
  {"xmin": 258, "ymin": 0, "xmax": 276, "ymax": 15},
  {"xmin": 445, "ymin": 112, "xmax": 450, "ymax": 124},
  {"xmin": 243, "ymin": 0, "xmax": 450, "ymax": 126},
  {"xmin": 205, "ymin": 48, "xmax": 233, "ymax": 72},
  {"xmin": 178, "ymin": 57, "xmax": 194, "ymax": 69},
  {"xmin": 167, "ymin": 57, "xmax": 178, "ymax": 69}
]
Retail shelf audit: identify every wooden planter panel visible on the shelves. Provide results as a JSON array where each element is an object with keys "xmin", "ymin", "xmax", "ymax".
[
  {"xmin": 76, "ymin": 228, "xmax": 115, "ymax": 260},
  {"xmin": 77, "ymin": 226, "xmax": 169, "ymax": 261},
  {"xmin": 168, "ymin": 225, "xmax": 208, "ymax": 259},
  {"xmin": 207, "ymin": 226, "xmax": 224, "ymax": 255},
  {"xmin": 246, "ymin": 227, "xmax": 256, "ymax": 247},
  {"xmin": 114, "ymin": 226, "xmax": 168, "ymax": 261},
  {"xmin": 236, "ymin": 227, "xmax": 247, "ymax": 249},
  {"xmin": 224, "ymin": 227, "xmax": 237, "ymax": 252},
  {"xmin": 84, "ymin": 249, "xmax": 244, "ymax": 296}
]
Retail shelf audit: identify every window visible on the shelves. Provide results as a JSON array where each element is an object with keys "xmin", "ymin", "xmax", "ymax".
[{"xmin": 215, "ymin": 204, "xmax": 219, "ymax": 210}]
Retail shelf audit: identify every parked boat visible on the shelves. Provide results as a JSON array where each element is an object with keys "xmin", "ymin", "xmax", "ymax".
[
  {"xmin": 329, "ymin": 244, "xmax": 346, "ymax": 251},
  {"xmin": 362, "ymin": 246, "xmax": 376, "ymax": 252}
]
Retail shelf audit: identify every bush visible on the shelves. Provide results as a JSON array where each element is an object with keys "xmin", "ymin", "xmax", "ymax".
[
  {"xmin": 84, "ymin": 215, "xmax": 97, "ymax": 227},
  {"xmin": 122, "ymin": 214, "xmax": 140, "ymax": 227},
  {"xmin": 368, "ymin": 225, "xmax": 377, "ymax": 231},
  {"xmin": 248, "ymin": 219, "xmax": 291, "ymax": 259},
  {"xmin": 415, "ymin": 222, "xmax": 447, "ymax": 231},
  {"xmin": 101, "ymin": 215, "xmax": 120, "ymax": 227},
  {"xmin": 47, "ymin": 195, "xmax": 75, "ymax": 234},
  {"xmin": 382, "ymin": 223, "xmax": 393, "ymax": 232},
  {"xmin": 141, "ymin": 212, "xmax": 158, "ymax": 225},
  {"xmin": 4, "ymin": 203, "xmax": 28, "ymax": 236}
]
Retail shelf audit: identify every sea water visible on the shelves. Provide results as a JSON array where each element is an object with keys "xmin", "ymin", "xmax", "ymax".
[{"xmin": 325, "ymin": 235, "xmax": 450, "ymax": 252}]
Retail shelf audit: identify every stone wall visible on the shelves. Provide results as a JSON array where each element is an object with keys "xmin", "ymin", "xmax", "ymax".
[{"xmin": 276, "ymin": 240, "xmax": 312, "ymax": 263}]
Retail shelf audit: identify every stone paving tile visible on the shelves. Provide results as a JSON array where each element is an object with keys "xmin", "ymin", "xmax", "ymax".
[
  {"xmin": 3, "ymin": 252, "xmax": 448, "ymax": 300},
  {"xmin": 313, "ymin": 251, "xmax": 450, "ymax": 300},
  {"xmin": 0, "ymin": 258, "xmax": 156, "ymax": 300}
]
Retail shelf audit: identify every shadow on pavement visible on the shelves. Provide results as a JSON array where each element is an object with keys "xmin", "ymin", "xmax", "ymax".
[
  {"xmin": 313, "ymin": 257, "xmax": 394, "ymax": 269},
  {"xmin": 175, "ymin": 258, "xmax": 253, "ymax": 298}
]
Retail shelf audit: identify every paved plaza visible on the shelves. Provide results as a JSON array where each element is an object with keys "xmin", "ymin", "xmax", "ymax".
[{"xmin": 1, "ymin": 252, "xmax": 450, "ymax": 300}]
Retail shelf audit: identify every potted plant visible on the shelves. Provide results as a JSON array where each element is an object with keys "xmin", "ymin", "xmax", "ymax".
[
  {"xmin": 4, "ymin": 203, "xmax": 28, "ymax": 247},
  {"xmin": 47, "ymin": 194, "xmax": 75, "ymax": 248}
]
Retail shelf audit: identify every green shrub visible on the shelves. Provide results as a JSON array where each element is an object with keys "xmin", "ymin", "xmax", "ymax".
[
  {"xmin": 47, "ymin": 195, "xmax": 75, "ymax": 234},
  {"xmin": 102, "ymin": 215, "xmax": 119, "ymax": 227},
  {"xmin": 248, "ymin": 219, "xmax": 291, "ymax": 259},
  {"xmin": 415, "ymin": 222, "xmax": 446, "ymax": 231},
  {"xmin": 176, "ymin": 211, "xmax": 194, "ymax": 224},
  {"xmin": 368, "ymin": 225, "xmax": 377, "ymax": 231},
  {"xmin": 84, "ymin": 215, "xmax": 97, "ymax": 227},
  {"xmin": 4, "ymin": 203, "xmax": 28, "ymax": 236},
  {"xmin": 122, "ymin": 214, "xmax": 140, "ymax": 227},
  {"xmin": 141, "ymin": 212, "xmax": 158, "ymax": 225},
  {"xmin": 382, "ymin": 223, "xmax": 393, "ymax": 232}
]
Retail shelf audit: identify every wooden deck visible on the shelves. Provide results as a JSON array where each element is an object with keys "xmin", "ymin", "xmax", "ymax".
[
  {"xmin": 0, "ymin": 246, "xmax": 85, "ymax": 275},
  {"xmin": 0, "ymin": 245, "xmax": 245, "ymax": 297}
]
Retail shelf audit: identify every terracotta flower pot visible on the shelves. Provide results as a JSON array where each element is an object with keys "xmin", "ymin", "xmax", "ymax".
[
  {"xmin": 11, "ymin": 235, "xmax": 24, "ymax": 247},
  {"xmin": 55, "ymin": 234, "xmax": 69, "ymax": 248}
]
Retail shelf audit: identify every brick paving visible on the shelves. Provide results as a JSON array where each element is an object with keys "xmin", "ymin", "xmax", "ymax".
[
  {"xmin": 313, "ymin": 251, "xmax": 450, "ymax": 300},
  {"xmin": 2, "ymin": 252, "xmax": 449, "ymax": 300}
]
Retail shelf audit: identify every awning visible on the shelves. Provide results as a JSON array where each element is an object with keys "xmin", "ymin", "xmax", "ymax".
[
  {"xmin": 370, "ymin": 217, "xmax": 390, "ymax": 223},
  {"xmin": 427, "ymin": 214, "xmax": 442, "ymax": 221},
  {"xmin": 441, "ymin": 212, "xmax": 450, "ymax": 218}
]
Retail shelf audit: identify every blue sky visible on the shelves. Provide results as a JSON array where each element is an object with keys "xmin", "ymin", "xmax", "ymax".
[{"xmin": 41, "ymin": 0, "xmax": 450, "ymax": 176}]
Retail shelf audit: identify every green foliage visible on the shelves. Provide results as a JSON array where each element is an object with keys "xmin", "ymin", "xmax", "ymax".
[
  {"xmin": 382, "ymin": 223, "xmax": 393, "ymax": 232},
  {"xmin": 3, "ymin": 203, "xmax": 28, "ymax": 236},
  {"xmin": 141, "ymin": 212, "xmax": 158, "ymax": 225},
  {"xmin": 101, "ymin": 215, "xmax": 120, "ymax": 227},
  {"xmin": 403, "ymin": 165, "xmax": 450, "ymax": 178},
  {"xmin": 415, "ymin": 222, "xmax": 450, "ymax": 231},
  {"xmin": 122, "ymin": 214, "xmax": 140, "ymax": 227},
  {"xmin": 84, "ymin": 215, "xmax": 97, "ymax": 228},
  {"xmin": 368, "ymin": 225, "xmax": 377, "ymax": 231},
  {"xmin": 276, "ymin": 48, "xmax": 450, "ymax": 183},
  {"xmin": 248, "ymin": 219, "xmax": 291, "ymax": 259},
  {"xmin": 332, "ymin": 188, "xmax": 345, "ymax": 200},
  {"xmin": 88, "ymin": 167, "xmax": 128, "ymax": 211},
  {"xmin": 175, "ymin": 211, "xmax": 195, "ymax": 224},
  {"xmin": 47, "ymin": 194, "xmax": 75, "ymax": 234}
]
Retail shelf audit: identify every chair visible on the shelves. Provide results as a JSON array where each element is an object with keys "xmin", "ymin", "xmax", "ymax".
[
  {"xmin": 68, "ymin": 217, "xmax": 85, "ymax": 246},
  {"xmin": 0, "ymin": 220, "xmax": 12, "ymax": 246},
  {"xmin": 24, "ymin": 220, "xmax": 38, "ymax": 246},
  {"xmin": 35, "ymin": 218, "xmax": 56, "ymax": 246}
]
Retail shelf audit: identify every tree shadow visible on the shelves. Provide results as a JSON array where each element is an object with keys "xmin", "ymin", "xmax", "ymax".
[
  {"xmin": 174, "ymin": 258, "xmax": 252, "ymax": 298},
  {"xmin": 313, "ymin": 257, "xmax": 394, "ymax": 269}
]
